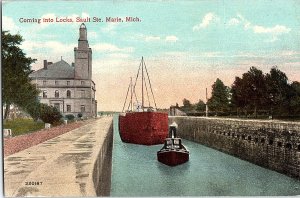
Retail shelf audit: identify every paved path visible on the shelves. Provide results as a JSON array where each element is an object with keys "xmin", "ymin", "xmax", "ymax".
[{"xmin": 4, "ymin": 117, "xmax": 113, "ymax": 197}]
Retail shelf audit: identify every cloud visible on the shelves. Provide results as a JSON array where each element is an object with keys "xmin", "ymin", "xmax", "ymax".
[
  {"xmin": 252, "ymin": 24, "xmax": 290, "ymax": 42},
  {"xmin": 92, "ymin": 43, "xmax": 134, "ymax": 53},
  {"xmin": 132, "ymin": 34, "xmax": 178, "ymax": 43},
  {"xmin": 89, "ymin": 31, "xmax": 98, "ymax": 39},
  {"xmin": 22, "ymin": 40, "xmax": 75, "ymax": 53},
  {"xmin": 145, "ymin": 36, "xmax": 161, "ymax": 42},
  {"xmin": 165, "ymin": 35, "xmax": 178, "ymax": 42},
  {"xmin": 20, "ymin": 40, "xmax": 75, "ymax": 70},
  {"xmin": 3, "ymin": 16, "xmax": 19, "ymax": 33},
  {"xmin": 235, "ymin": 14, "xmax": 250, "ymax": 29},
  {"xmin": 193, "ymin": 12, "xmax": 219, "ymax": 31},
  {"xmin": 253, "ymin": 25, "xmax": 291, "ymax": 34},
  {"xmin": 228, "ymin": 14, "xmax": 291, "ymax": 42},
  {"xmin": 101, "ymin": 22, "xmax": 123, "ymax": 35},
  {"xmin": 227, "ymin": 18, "xmax": 240, "ymax": 26}
]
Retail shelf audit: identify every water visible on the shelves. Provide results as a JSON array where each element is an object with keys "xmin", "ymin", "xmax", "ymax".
[{"xmin": 111, "ymin": 114, "xmax": 300, "ymax": 196}]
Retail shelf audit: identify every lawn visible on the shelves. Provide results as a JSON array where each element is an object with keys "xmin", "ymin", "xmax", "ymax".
[{"xmin": 3, "ymin": 118, "xmax": 45, "ymax": 137}]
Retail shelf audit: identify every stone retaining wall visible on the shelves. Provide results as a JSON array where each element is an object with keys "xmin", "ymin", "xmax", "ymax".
[{"xmin": 169, "ymin": 116, "xmax": 300, "ymax": 178}]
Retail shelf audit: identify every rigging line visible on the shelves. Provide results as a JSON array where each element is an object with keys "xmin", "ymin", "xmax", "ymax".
[
  {"xmin": 133, "ymin": 89, "xmax": 138, "ymax": 106},
  {"xmin": 130, "ymin": 77, "xmax": 133, "ymax": 111},
  {"xmin": 127, "ymin": 98, "xmax": 131, "ymax": 111},
  {"xmin": 133, "ymin": 59, "xmax": 142, "ymax": 105},
  {"xmin": 121, "ymin": 81, "xmax": 131, "ymax": 112},
  {"xmin": 143, "ymin": 59, "xmax": 157, "ymax": 109},
  {"xmin": 143, "ymin": 73, "xmax": 151, "ymax": 108},
  {"xmin": 127, "ymin": 79, "xmax": 133, "ymax": 111}
]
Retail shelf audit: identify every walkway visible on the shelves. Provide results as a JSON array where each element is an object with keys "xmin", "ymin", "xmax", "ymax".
[{"xmin": 4, "ymin": 117, "xmax": 113, "ymax": 197}]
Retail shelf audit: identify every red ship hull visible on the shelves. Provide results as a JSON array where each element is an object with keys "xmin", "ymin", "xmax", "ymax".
[
  {"xmin": 118, "ymin": 112, "xmax": 169, "ymax": 145},
  {"xmin": 157, "ymin": 150, "xmax": 189, "ymax": 166}
]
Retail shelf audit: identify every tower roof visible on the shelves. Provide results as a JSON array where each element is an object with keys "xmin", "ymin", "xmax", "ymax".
[
  {"xmin": 29, "ymin": 60, "xmax": 75, "ymax": 79},
  {"xmin": 80, "ymin": 23, "xmax": 86, "ymax": 29}
]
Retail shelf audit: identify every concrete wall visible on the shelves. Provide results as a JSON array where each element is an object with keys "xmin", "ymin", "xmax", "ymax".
[{"xmin": 169, "ymin": 116, "xmax": 300, "ymax": 179}]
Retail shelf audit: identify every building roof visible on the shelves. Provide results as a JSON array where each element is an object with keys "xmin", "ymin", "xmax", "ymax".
[{"xmin": 30, "ymin": 60, "xmax": 75, "ymax": 79}]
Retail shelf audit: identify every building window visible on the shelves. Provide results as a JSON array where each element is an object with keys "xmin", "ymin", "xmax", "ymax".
[
  {"xmin": 55, "ymin": 81, "xmax": 59, "ymax": 85},
  {"xmin": 81, "ymin": 105, "xmax": 85, "ymax": 112},
  {"xmin": 43, "ymin": 91, "xmax": 47, "ymax": 98},
  {"xmin": 67, "ymin": 105, "xmax": 71, "ymax": 112},
  {"xmin": 54, "ymin": 103, "xmax": 60, "ymax": 111},
  {"xmin": 67, "ymin": 81, "xmax": 70, "ymax": 86},
  {"xmin": 67, "ymin": 90, "xmax": 71, "ymax": 98},
  {"xmin": 43, "ymin": 80, "xmax": 47, "ymax": 86},
  {"xmin": 55, "ymin": 90, "xmax": 59, "ymax": 98},
  {"xmin": 81, "ymin": 90, "xmax": 85, "ymax": 98}
]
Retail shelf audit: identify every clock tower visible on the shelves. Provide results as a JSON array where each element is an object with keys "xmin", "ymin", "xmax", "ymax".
[{"xmin": 74, "ymin": 23, "xmax": 92, "ymax": 79}]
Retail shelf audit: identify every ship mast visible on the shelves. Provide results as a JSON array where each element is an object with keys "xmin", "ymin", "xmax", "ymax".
[
  {"xmin": 122, "ymin": 57, "xmax": 157, "ymax": 112},
  {"xmin": 130, "ymin": 77, "xmax": 133, "ymax": 111},
  {"xmin": 141, "ymin": 56, "xmax": 144, "ymax": 112}
]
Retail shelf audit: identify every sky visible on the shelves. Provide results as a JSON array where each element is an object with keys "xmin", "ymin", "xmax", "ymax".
[{"xmin": 3, "ymin": 0, "xmax": 300, "ymax": 111}]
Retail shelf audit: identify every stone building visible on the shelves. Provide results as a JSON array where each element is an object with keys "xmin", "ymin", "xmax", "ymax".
[{"xmin": 29, "ymin": 23, "xmax": 97, "ymax": 118}]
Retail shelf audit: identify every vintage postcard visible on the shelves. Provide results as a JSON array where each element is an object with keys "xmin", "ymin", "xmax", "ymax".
[{"xmin": 2, "ymin": 0, "xmax": 300, "ymax": 197}]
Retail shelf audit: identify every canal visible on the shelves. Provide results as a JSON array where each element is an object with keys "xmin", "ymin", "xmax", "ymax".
[{"xmin": 111, "ymin": 114, "xmax": 300, "ymax": 196}]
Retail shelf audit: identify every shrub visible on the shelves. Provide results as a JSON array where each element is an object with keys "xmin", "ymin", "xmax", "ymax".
[
  {"xmin": 39, "ymin": 104, "xmax": 62, "ymax": 125},
  {"xmin": 65, "ymin": 114, "xmax": 75, "ymax": 121}
]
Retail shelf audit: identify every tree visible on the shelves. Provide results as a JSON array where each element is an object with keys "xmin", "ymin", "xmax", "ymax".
[
  {"xmin": 2, "ymin": 31, "xmax": 38, "ymax": 119},
  {"xmin": 289, "ymin": 81, "xmax": 300, "ymax": 116},
  {"xmin": 207, "ymin": 78, "xmax": 230, "ymax": 113},
  {"xmin": 25, "ymin": 98, "xmax": 41, "ymax": 121},
  {"xmin": 231, "ymin": 67, "xmax": 267, "ymax": 118},
  {"xmin": 196, "ymin": 99, "xmax": 206, "ymax": 112},
  {"xmin": 182, "ymin": 98, "xmax": 192, "ymax": 108},
  {"xmin": 180, "ymin": 98, "xmax": 194, "ymax": 112},
  {"xmin": 243, "ymin": 67, "xmax": 267, "ymax": 117},
  {"xmin": 265, "ymin": 66, "xmax": 290, "ymax": 116},
  {"xmin": 231, "ymin": 76, "xmax": 248, "ymax": 116}
]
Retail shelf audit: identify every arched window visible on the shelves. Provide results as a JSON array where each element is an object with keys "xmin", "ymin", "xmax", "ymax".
[
  {"xmin": 67, "ymin": 90, "xmax": 71, "ymax": 98},
  {"xmin": 55, "ymin": 90, "xmax": 59, "ymax": 98}
]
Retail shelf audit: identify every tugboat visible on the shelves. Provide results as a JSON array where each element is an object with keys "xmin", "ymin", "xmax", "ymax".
[
  {"xmin": 157, "ymin": 122, "xmax": 189, "ymax": 166},
  {"xmin": 118, "ymin": 57, "xmax": 168, "ymax": 145}
]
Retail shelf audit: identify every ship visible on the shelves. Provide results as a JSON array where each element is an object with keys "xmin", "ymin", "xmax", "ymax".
[
  {"xmin": 118, "ymin": 57, "xmax": 168, "ymax": 145},
  {"xmin": 157, "ymin": 122, "xmax": 189, "ymax": 166}
]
